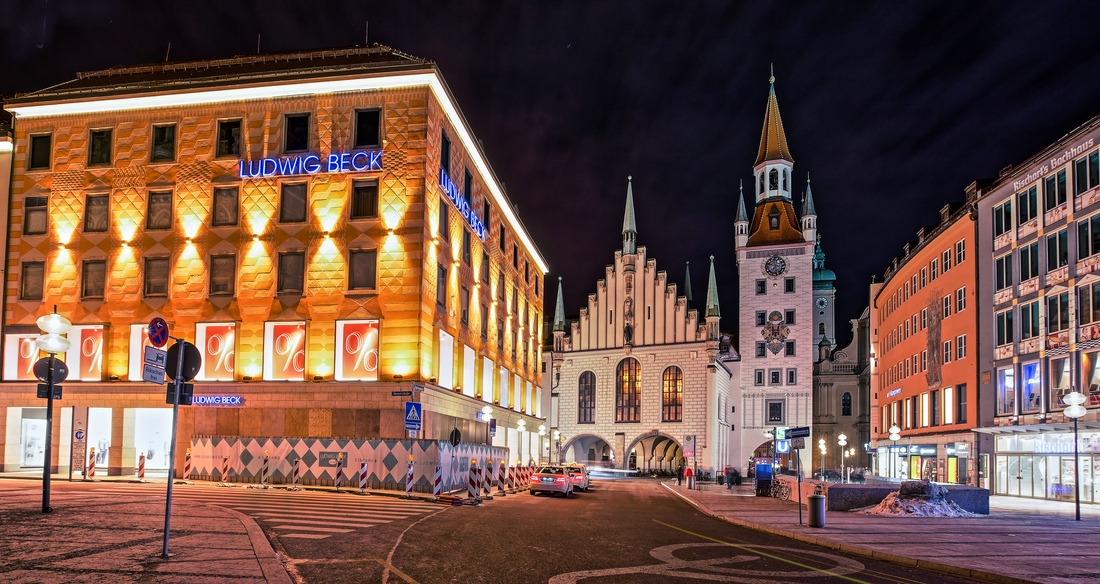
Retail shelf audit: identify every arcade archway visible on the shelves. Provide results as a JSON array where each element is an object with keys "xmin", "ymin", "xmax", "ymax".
[
  {"xmin": 561, "ymin": 434, "xmax": 613, "ymax": 468},
  {"xmin": 626, "ymin": 433, "xmax": 683, "ymax": 472}
]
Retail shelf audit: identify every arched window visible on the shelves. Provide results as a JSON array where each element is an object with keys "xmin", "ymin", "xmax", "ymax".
[
  {"xmin": 769, "ymin": 168, "xmax": 779, "ymax": 190},
  {"xmin": 759, "ymin": 173, "xmax": 765, "ymax": 194},
  {"xmin": 782, "ymin": 169, "xmax": 788, "ymax": 191},
  {"xmin": 819, "ymin": 322, "xmax": 826, "ymax": 335},
  {"xmin": 662, "ymin": 367, "xmax": 683, "ymax": 422},
  {"xmin": 578, "ymin": 371, "xmax": 596, "ymax": 424},
  {"xmin": 842, "ymin": 392, "xmax": 852, "ymax": 416},
  {"xmin": 615, "ymin": 358, "xmax": 641, "ymax": 422}
]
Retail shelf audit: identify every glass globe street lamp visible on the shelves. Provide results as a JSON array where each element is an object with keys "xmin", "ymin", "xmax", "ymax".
[
  {"xmin": 818, "ymin": 438, "xmax": 826, "ymax": 480},
  {"xmin": 1063, "ymin": 390, "xmax": 1087, "ymax": 521},
  {"xmin": 36, "ymin": 310, "xmax": 72, "ymax": 514},
  {"xmin": 837, "ymin": 434, "xmax": 848, "ymax": 483},
  {"xmin": 888, "ymin": 426, "xmax": 901, "ymax": 481},
  {"xmin": 481, "ymin": 405, "xmax": 493, "ymax": 445},
  {"xmin": 538, "ymin": 425, "xmax": 547, "ymax": 465}
]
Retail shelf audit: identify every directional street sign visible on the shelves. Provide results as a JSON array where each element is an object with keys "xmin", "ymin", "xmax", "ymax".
[
  {"xmin": 404, "ymin": 401, "xmax": 423, "ymax": 432},
  {"xmin": 788, "ymin": 426, "xmax": 811, "ymax": 439}
]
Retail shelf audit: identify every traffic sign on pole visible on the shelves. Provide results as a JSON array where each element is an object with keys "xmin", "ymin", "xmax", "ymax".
[
  {"xmin": 405, "ymin": 402, "xmax": 423, "ymax": 432},
  {"xmin": 788, "ymin": 426, "xmax": 811, "ymax": 439},
  {"xmin": 148, "ymin": 317, "xmax": 170, "ymax": 348}
]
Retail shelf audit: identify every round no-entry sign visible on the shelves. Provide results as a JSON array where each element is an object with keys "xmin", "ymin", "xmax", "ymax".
[{"xmin": 148, "ymin": 317, "xmax": 169, "ymax": 348}]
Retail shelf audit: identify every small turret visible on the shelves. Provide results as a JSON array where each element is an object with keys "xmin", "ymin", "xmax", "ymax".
[
  {"xmin": 553, "ymin": 277, "xmax": 566, "ymax": 352},
  {"xmin": 684, "ymin": 261, "xmax": 694, "ymax": 309},
  {"xmin": 622, "ymin": 176, "xmax": 637, "ymax": 255},
  {"xmin": 802, "ymin": 174, "xmax": 817, "ymax": 242},
  {"xmin": 735, "ymin": 181, "xmax": 749, "ymax": 249},
  {"xmin": 705, "ymin": 256, "xmax": 721, "ymax": 350}
]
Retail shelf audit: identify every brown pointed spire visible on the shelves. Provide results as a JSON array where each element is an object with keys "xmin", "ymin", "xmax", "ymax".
[{"xmin": 754, "ymin": 68, "xmax": 794, "ymax": 166}]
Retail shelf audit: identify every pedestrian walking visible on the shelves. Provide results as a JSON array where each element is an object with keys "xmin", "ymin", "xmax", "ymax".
[{"xmin": 677, "ymin": 461, "xmax": 684, "ymax": 486}]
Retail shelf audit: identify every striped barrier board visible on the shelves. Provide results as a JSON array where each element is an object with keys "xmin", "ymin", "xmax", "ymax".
[
  {"xmin": 221, "ymin": 456, "xmax": 230, "ymax": 483},
  {"xmin": 183, "ymin": 450, "xmax": 191, "ymax": 480},
  {"xmin": 406, "ymin": 461, "xmax": 414, "ymax": 497},
  {"xmin": 137, "ymin": 453, "xmax": 146, "ymax": 480},
  {"xmin": 360, "ymin": 462, "xmax": 369, "ymax": 492},
  {"xmin": 433, "ymin": 465, "xmax": 442, "ymax": 498}
]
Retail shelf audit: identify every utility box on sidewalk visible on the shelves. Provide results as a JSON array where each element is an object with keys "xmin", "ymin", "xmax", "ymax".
[{"xmin": 808, "ymin": 494, "xmax": 826, "ymax": 528}]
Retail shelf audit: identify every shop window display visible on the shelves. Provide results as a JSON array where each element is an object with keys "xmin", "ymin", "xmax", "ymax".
[
  {"xmin": 1020, "ymin": 362, "xmax": 1041, "ymax": 413},
  {"xmin": 997, "ymin": 367, "xmax": 1016, "ymax": 416}
]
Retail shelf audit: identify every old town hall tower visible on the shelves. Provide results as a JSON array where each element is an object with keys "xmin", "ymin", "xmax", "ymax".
[{"xmin": 732, "ymin": 74, "xmax": 817, "ymax": 472}]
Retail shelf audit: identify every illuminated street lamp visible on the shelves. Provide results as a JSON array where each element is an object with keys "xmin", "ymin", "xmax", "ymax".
[
  {"xmin": 844, "ymin": 448, "xmax": 855, "ymax": 482},
  {"xmin": 1063, "ymin": 390, "xmax": 1087, "ymax": 521},
  {"xmin": 837, "ymin": 434, "xmax": 848, "ymax": 484},
  {"xmin": 553, "ymin": 430, "xmax": 561, "ymax": 463},
  {"xmin": 36, "ymin": 311, "xmax": 72, "ymax": 514},
  {"xmin": 481, "ymin": 405, "xmax": 493, "ymax": 445},
  {"xmin": 888, "ymin": 425, "xmax": 901, "ymax": 481},
  {"xmin": 817, "ymin": 438, "xmax": 826, "ymax": 480}
]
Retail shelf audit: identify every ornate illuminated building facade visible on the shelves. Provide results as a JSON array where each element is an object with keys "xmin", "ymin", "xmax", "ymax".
[
  {"xmin": 0, "ymin": 46, "xmax": 547, "ymax": 476},
  {"xmin": 732, "ymin": 75, "xmax": 818, "ymax": 473},
  {"xmin": 545, "ymin": 179, "xmax": 735, "ymax": 473}
]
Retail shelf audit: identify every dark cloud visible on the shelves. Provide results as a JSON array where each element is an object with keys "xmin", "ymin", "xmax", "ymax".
[{"xmin": 3, "ymin": 2, "xmax": 1099, "ymax": 346}]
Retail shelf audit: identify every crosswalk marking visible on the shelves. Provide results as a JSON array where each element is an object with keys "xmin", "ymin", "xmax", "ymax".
[{"xmin": 81, "ymin": 483, "xmax": 440, "ymax": 540}]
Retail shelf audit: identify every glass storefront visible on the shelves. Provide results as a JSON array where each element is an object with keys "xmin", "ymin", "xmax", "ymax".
[
  {"xmin": 994, "ymin": 432, "xmax": 1100, "ymax": 503},
  {"xmin": 20, "ymin": 408, "xmax": 46, "ymax": 468}
]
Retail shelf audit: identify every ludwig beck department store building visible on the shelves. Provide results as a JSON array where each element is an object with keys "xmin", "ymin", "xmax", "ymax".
[{"xmin": 0, "ymin": 45, "xmax": 548, "ymax": 478}]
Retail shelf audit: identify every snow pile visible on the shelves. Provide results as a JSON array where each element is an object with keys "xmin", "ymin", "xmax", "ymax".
[
  {"xmin": 861, "ymin": 490, "xmax": 976, "ymax": 517},
  {"xmin": 860, "ymin": 479, "xmax": 976, "ymax": 517}
]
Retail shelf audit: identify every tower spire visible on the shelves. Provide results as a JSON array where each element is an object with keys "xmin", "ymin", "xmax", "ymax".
[
  {"xmin": 622, "ymin": 175, "xmax": 637, "ymax": 255},
  {"xmin": 705, "ymin": 256, "xmax": 720, "ymax": 318},
  {"xmin": 736, "ymin": 181, "xmax": 749, "ymax": 223},
  {"xmin": 754, "ymin": 69, "xmax": 793, "ymax": 167},
  {"xmin": 684, "ymin": 261, "xmax": 693, "ymax": 308},
  {"xmin": 802, "ymin": 173, "xmax": 817, "ymax": 217},
  {"xmin": 553, "ymin": 276, "xmax": 566, "ymax": 332}
]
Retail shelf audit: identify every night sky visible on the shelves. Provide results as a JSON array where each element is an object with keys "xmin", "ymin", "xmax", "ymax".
[{"xmin": 4, "ymin": 2, "xmax": 1100, "ymax": 348}]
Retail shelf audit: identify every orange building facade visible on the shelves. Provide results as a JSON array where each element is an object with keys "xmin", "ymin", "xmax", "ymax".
[
  {"xmin": 870, "ymin": 203, "xmax": 981, "ymax": 485},
  {"xmin": 0, "ymin": 46, "xmax": 548, "ymax": 477}
]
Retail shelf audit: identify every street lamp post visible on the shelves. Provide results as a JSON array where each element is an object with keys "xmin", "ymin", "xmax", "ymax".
[
  {"xmin": 845, "ymin": 448, "xmax": 855, "ymax": 482},
  {"xmin": 837, "ymin": 434, "xmax": 848, "ymax": 484},
  {"xmin": 538, "ymin": 425, "xmax": 546, "ymax": 465},
  {"xmin": 553, "ymin": 430, "xmax": 561, "ymax": 463},
  {"xmin": 888, "ymin": 425, "xmax": 901, "ymax": 481},
  {"xmin": 817, "ymin": 438, "xmax": 826, "ymax": 480},
  {"xmin": 481, "ymin": 405, "xmax": 493, "ymax": 445},
  {"xmin": 36, "ymin": 311, "xmax": 72, "ymax": 514},
  {"xmin": 1063, "ymin": 390, "xmax": 1087, "ymax": 521}
]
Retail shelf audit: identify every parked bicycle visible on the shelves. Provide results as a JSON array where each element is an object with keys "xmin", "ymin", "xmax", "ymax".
[{"xmin": 770, "ymin": 480, "xmax": 791, "ymax": 500}]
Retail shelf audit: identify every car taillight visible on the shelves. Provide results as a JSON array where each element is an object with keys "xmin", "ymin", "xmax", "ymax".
[{"xmin": 555, "ymin": 477, "xmax": 566, "ymax": 483}]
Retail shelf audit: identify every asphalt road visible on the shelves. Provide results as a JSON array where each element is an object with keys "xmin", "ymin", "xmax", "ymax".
[{"xmin": 28, "ymin": 477, "xmax": 984, "ymax": 584}]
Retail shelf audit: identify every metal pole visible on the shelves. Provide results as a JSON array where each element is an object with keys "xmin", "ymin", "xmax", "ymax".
[
  {"xmin": 797, "ymin": 447, "xmax": 803, "ymax": 526},
  {"xmin": 162, "ymin": 339, "xmax": 186, "ymax": 558},
  {"xmin": 1074, "ymin": 416, "xmax": 1081, "ymax": 522},
  {"xmin": 42, "ymin": 353, "xmax": 55, "ymax": 513}
]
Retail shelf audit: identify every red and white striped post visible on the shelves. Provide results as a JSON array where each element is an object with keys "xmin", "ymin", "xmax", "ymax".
[
  {"xmin": 433, "ymin": 465, "xmax": 443, "ymax": 499},
  {"xmin": 507, "ymin": 465, "xmax": 515, "ymax": 492},
  {"xmin": 183, "ymin": 448, "xmax": 192, "ymax": 481},
  {"xmin": 261, "ymin": 451, "xmax": 270, "ymax": 487},
  {"xmin": 292, "ymin": 458, "xmax": 302, "ymax": 487},
  {"xmin": 496, "ymin": 459, "xmax": 507, "ymax": 496},
  {"xmin": 406, "ymin": 455, "xmax": 415, "ymax": 498},
  {"xmin": 525, "ymin": 465, "xmax": 531, "ymax": 487},
  {"xmin": 221, "ymin": 455, "xmax": 230, "ymax": 483},
  {"xmin": 482, "ymin": 460, "xmax": 494, "ymax": 500},
  {"xmin": 87, "ymin": 448, "xmax": 96, "ymax": 480},
  {"xmin": 334, "ymin": 453, "xmax": 345, "ymax": 491},
  {"xmin": 359, "ymin": 461, "xmax": 369, "ymax": 493},
  {"xmin": 137, "ymin": 453, "xmax": 146, "ymax": 481},
  {"xmin": 467, "ymin": 459, "xmax": 478, "ymax": 499}
]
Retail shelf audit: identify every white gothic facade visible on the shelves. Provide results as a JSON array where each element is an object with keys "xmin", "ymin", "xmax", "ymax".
[{"xmin": 544, "ymin": 180, "xmax": 736, "ymax": 474}]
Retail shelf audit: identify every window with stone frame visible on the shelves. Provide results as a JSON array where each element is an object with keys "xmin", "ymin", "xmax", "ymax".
[
  {"xmin": 23, "ymin": 196, "xmax": 48, "ymax": 236},
  {"xmin": 349, "ymin": 249, "xmax": 378, "ymax": 291},
  {"xmin": 151, "ymin": 124, "xmax": 176, "ymax": 162},
  {"xmin": 209, "ymin": 254, "xmax": 236, "ymax": 296},
  {"xmin": 350, "ymin": 180, "xmax": 379, "ymax": 220},
  {"xmin": 661, "ymin": 366, "xmax": 683, "ymax": 422},
  {"xmin": 88, "ymin": 129, "xmax": 112, "ymax": 165},
  {"xmin": 279, "ymin": 183, "xmax": 307, "ymax": 223},
  {"xmin": 20, "ymin": 262, "xmax": 45, "ymax": 300},
  {"xmin": 212, "ymin": 187, "xmax": 239, "ymax": 226},
  {"xmin": 216, "ymin": 120, "xmax": 242, "ymax": 157},
  {"xmin": 146, "ymin": 191, "xmax": 173, "ymax": 230},
  {"xmin": 277, "ymin": 251, "xmax": 305, "ymax": 294},
  {"xmin": 615, "ymin": 358, "xmax": 641, "ymax": 422},
  {"xmin": 354, "ymin": 108, "xmax": 381, "ymax": 148},
  {"xmin": 144, "ymin": 257, "xmax": 169, "ymax": 297},
  {"xmin": 578, "ymin": 371, "xmax": 596, "ymax": 423},
  {"xmin": 84, "ymin": 194, "xmax": 109, "ymax": 233},
  {"xmin": 29, "ymin": 134, "xmax": 51, "ymax": 170},
  {"xmin": 284, "ymin": 113, "xmax": 310, "ymax": 152},
  {"xmin": 766, "ymin": 399, "xmax": 785, "ymax": 424},
  {"xmin": 81, "ymin": 260, "xmax": 106, "ymax": 299}
]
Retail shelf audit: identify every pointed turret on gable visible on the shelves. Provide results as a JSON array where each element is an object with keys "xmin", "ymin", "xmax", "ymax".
[
  {"xmin": 802, "ymin": 174, "xmax": 817, "ymax": 242},
  {"xmin": 684, "ymin": 261, "xmax": 694, "ymax": 310},
  {"xmin": 735, "ymin": 182, "xmax": 750, "ymax": 248},
  {"xmin": 623, "ymin": 176, "xmax": 637, "ymax": 255}
]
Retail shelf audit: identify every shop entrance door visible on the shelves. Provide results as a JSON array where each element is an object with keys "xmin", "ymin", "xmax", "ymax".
[{"xmin": 20, "ymin": 408, "xmax": 47, "ymax": 468}]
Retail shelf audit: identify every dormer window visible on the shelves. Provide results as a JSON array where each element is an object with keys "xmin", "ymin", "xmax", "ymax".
[
  {"xmin": 769, "ymin": 168, "xmax": 779, "ymax": 191},
  {"xmin": 769, "ymin": 205, "xmax": 780, "ymax": 230},
  {"xmin": 759, "ymin": 173, "xmax": 765, "ymax": 195}
]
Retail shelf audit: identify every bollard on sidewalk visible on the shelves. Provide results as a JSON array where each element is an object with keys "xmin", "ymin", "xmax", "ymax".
[
  {"xmin": 334, "ymin": 453, "xmax": 345, "ymax": 491},
  {"xmin": 808, "ymin": 493, "xmax": 826, "ymax": 528},
  {"xmin": 406, "ymin": 456, "xmax": 415, "ymax": 499},
  {"xmin": 137, "ymin": 453, "xmax": 146, "ymax": 481},
  {"xmin": 183, "ymin": 448, "xmax": 192, "ymax": 481},
  {"xmin": 359, "ymin": 461, "xmax": 369, "ymax": 494},
  {"xmin": 86, "ymin": 447, "xmax": 97, "ymax": 480},
  {"xmin": 433, "ymin": 465, "xmax": 443, "ymax": 499}
]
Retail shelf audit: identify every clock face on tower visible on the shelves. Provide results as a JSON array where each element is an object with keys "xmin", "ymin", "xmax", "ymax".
[
  {"xmin": 762, "ymin": 255, "xmax": 788, "ymax": 277},
  {"xmin": 816, "ymin": 297, "xmax": 829, "ymax": 309}
]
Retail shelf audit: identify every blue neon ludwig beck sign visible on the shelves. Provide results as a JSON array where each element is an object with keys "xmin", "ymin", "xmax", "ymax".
[
  {"xmin": 439, "ymin": 168, "xmax": 487, "ymax": 240},
  {"xmin": 238, "ymin": 150, "xmax": 383, "ymax": 178}
]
